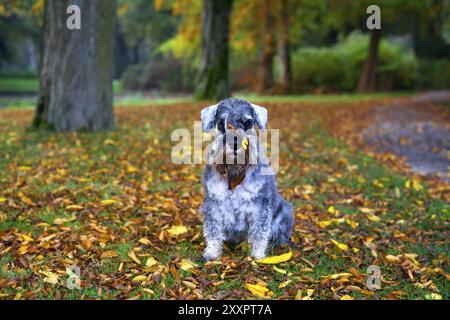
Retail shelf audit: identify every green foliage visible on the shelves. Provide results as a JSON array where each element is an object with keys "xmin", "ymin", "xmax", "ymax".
[
  {"xmin": 415, "ymin": 59, "xmax": 450, "ymax": 90},
  {"xmin": 121, "ymin": 55, "xmax": 196, "ymax": 93},
  {"xmin": 290, "ymin": 32, "xmax": 418, "ymax": 93}
]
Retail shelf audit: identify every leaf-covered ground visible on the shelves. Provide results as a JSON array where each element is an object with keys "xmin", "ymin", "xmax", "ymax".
[{"xmin": 0, "ymin": 97, "xmax": 449, "ymax": 300}]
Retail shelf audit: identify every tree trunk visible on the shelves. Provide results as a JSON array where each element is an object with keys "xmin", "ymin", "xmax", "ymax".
[
  {"xmin": 33, "ymin": 0, "xmax": 116, "ymax": 132},
  {"xmin": 196, "ymin": 0, "xmax": 233, "ymax": 101},
  {"xmin": 259, "ymin": 0, "xmax": 276, "ymax": 93},
  {"xmin": 278, "ymin": 0, "xmax": 292, "ymax": 93},
  {"xmin": 357, "ymin": 29, "xmax": 381, "ymax": 93}
]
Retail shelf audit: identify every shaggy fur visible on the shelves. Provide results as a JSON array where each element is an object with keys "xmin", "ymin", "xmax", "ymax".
[{"xmin": 200, "ymin": 98, "xmax": 295, "ymax": 260}]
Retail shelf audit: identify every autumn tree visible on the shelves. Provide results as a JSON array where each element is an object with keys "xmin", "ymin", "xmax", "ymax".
[
  {"xmin": 33, "ymin": 0, "xmax": 116, "ymax": 132},
  {"xmin": 277, "ymin": 0, "xmax": 292, "ymax": 93},
  {"xmin": 195, "ymin": 0, "xmax": 234, "ymax": 101}
]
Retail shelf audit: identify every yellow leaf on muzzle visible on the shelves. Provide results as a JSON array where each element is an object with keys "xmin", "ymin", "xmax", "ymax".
[{"xmin": 242, "ymin": 137, "xmax": 249, "ymax": 150}]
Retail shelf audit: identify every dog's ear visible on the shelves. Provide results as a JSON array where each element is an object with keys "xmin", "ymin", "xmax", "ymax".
[
  {"xmin": 251, "ymin": 104, "xmax": 268, "ymax": 130},
  {"xmin": 201, "ymin": 104, "xmax": 219, "ymax": 131}
]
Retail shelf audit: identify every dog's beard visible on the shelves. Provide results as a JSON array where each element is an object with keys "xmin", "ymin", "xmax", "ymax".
[{"xmin": 207, "ymin": 133, "xmax": 258, "ymax": 189}]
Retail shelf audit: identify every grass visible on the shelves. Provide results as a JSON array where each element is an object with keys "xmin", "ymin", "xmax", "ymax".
[
  {"xmin": 0, "ymin": 77, "xmax": 122, "ymax": 95},
  {"xmin": 0, "ymin": 99, "xmax": 448, "ymax": 300}
]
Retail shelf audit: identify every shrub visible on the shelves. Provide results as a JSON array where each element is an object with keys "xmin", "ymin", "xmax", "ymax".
[
  {"xmin": 121, "ymin": 55, "xmax": 196, "ymax": 93},
  {"xmin": 290, "ymin": 32, "xmax": 418, "ymax": 93},
  {"xmin": 415, "ymin": 59, "xmax": 450, "ymax": 90}
]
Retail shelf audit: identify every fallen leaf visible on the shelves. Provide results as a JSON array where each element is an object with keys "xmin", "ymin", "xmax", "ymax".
[
  {"xmin": 245, "ymin": 283, "xmax": 273, "ymax": 298},
  {"xmin": 100, "ymin": 199, "xmax": 118, "ymax": 206},
  {"xmin": 127, "ymin": 251, "xmax": 141, "ymax": 264},
  {"xmin": 425, "ymin": 293, "xmax": 442, "ymax": 300},
  {"xmin": 167, "ymin": 225, "xmax": 188, "ymax": 236},
  {"xmin": 331, "ymin": 239, "xmax": 349, "ymax": 251},
  {"xmin": 40, "ymin": 271, "xmax": 59, "ymax": 285},
  {"xmin": 131, "ymin": 275, "xmax": 147, "ymax": 283},
  {"xmin": 146, "ymin": 256, "xmax": 158, "ymax": 267},
  {"xmin": 367, "ymin": 214, "xmax": 381, "ymax": 222},
  {"xmin": 100, "ymin": 250, "xmax": 118, "ymax": 259},
  {"xmin": 340, "ymin": 295, "xmax": 354, "ymax": 300},
  {"xmin": 178, "ymin": 259, "xmax": 198, "ymax": 271},
  {"xmin": 256, "ymin": 251, "xmax": 292, "ymax": 264}
]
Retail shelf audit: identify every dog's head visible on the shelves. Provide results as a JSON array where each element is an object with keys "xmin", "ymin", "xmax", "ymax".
[{"xmin": 201, "ymin": 98, "xmax": 267, "ymax": 169}]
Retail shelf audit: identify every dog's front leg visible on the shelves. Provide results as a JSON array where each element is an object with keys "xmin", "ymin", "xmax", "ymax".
[
  {"xmin": 248, "ymin": 207, "xmax": 271, "ymax": 260},
  {"xmin": 202, "ymin": 211, "xmax": 224, "ymax": 261}
]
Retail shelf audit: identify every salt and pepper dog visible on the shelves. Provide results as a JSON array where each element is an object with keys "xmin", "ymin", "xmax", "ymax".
[{"xmin": 200, "ymin": 98, "xmax": 294, "ymax": 260}]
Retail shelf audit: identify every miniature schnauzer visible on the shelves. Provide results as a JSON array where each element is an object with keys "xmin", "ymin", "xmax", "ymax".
[{"xmin": 200, "ymin": 98, "xmax": 294, "ymax": 261}]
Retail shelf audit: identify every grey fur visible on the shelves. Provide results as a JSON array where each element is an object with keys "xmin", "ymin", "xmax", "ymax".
[{"xmin": 200, "ymin": 98, "xmax": 295, "ymax": 260}]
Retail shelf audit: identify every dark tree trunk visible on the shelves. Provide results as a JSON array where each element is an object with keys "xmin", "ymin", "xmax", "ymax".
[
  {"xmin": 114, "ymin": 16, "xmax": 130, "ymax": 79},
  {"xmin": 410, "ymin": 13, "xmax": 420, "ymax": 56},
  {"xmin": 357, "ymin": 29, "xmax": 381, "ymax": 93},
  {"xmin": 278, "ymin": 0, "xmax": 292, "ymax": 93},
  {"xmin": 259, "ymin": 0, "xmax": 276, "ymax": 93},
  {"xmin": 33, "ymin": 0, "xmax": 116, "ymax": 132},
  {"xmin": 196, "ymin": 0, "xmax": 233, "ymax": 101}
]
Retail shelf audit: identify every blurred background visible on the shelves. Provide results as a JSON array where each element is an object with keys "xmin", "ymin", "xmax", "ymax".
[{"xmin": 0, "ymin": 0, "xmax": 449, "ymax": 108}]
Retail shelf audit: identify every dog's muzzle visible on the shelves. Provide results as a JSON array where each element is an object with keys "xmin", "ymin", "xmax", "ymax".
[{"xmin": 207, "ymin": 132, "xmax": 258, "ymax": 166}]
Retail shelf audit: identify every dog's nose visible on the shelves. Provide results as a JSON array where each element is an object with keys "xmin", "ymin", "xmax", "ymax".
[{"xmin": 227, "ymin": 123, "xmax": 237, "ymax": 134}]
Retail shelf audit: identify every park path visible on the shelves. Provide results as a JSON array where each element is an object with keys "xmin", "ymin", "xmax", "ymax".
[{"xmin": 362, "ymin": 91, "xmax": 450, "ymax": 182}]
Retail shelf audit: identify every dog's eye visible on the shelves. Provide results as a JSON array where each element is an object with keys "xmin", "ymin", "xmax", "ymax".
[
  {"xmin": 217, "ymin": 119, "xmax": 225, "ymax": 132},
  {"xmin": 244, "ymin": 120, "xmax": 254, "ymax": 130}
]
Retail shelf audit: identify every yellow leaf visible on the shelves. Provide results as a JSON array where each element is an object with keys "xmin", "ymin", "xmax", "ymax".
[
  {"xmin": 358, "ymin": 207, "xmax": 376, "ymax": 214},
  {"xmin": 317, "ymin": 220, "xmax": 332, "ymax": 228},
  {"xmin": 273, "ymin": 266, "xmax": 287, "ymax": 274},
  {"xmin": 20, "ymin": 234, "xmax": 34, "ymax": 242},
  {"xmin": 40, "ymin": 271, "xmax": 59, "ymax": 285},
  {"xmin": 405, "ymin": 180, "xmax": 411, "ymax": 189},
  {"xmin": 385, "ymin": 255, "xmax": 401, "ymax": 263},
  {"xmin": 127, "ymin": 166, "xmax": 138, "ymax": 173},
  {"xmin": 138, "ymin": 237, "xmax": 151, "ymax": 245},
  {"xmin": 178, "ymin": 259, "xmax": 198, "ymax": 271},
  {"xmin": 242, "ymin": 137, "xmax": 249, "ymax": 150},
  {"xmin": 328, "ymin": 272, "xmax": 353, "ymax": 279},
  {"xmin": 100, "ymin": 250, "xmax": 118, "ymax": 259},
  {"xmin": 278, "ymin": 280, "xmax": 291, "ymax": 289},
  {"xmin": 296, "ymin": 289, "xmax": 314, "ymax": 300},
  {"xmin": 412, "ymin": 179, "xmax": 423, "ymax": 191},
  {"xmin": 327, "ymin": 206, "xmax": 335, "ymax": 214},
  {"xmin": 167, "ymin": 225, "xmax": 188, "ymax": 236},
  {"xmin": 345, "ymin": 219, "xmax": 359, "ymax": 229},
  {"xmin": 425, "ymin": 293, "xmax": 442, "ymax": 300},
  {"xmin": 256, "ymin": 251, "xmax": 292, "ymax": 264},
  {"xmin": 331, "ymin": 239, "xmax": 349, "ymax": 251},
  {"xmin": 53, "ymin": 216, "xmax": 76, "ymax": 225},
  {"xmin": 100, "ymin": 199, "xmax": 117, "ymax": 206},
  {"xmin": 245, "ymin": 283, "xmax": 273, "ymax": 298},
  {"xmin": 127, "ymin": 251, "xmax": 141, "ymax": 265},
  {"xmin": 131, "ymin": 275, "xmax": 147, "ymax": 283},
  {"xmin": 19, "ymin": 193, "xmax": 35, "ymax": 206},
  {"xmin": 66, "ymin": 205, "xmax": 83, "ymax": 211},
  {"xmin": 367, "ymin": 214, "xmax": 381, "ymax": 222},
  {"xmin": 340, "ymin": 295, "xmax": 354, "ymax": 300},
  {"xmin": 146, "ymin": 257, "xmax": 158, "ymax": 267},
  {"xmin": 104, "ymin": 139, "xmax": 116, "ymax": 145},
  {"xmin": 142, "ymin": 288, "xmax": 155, "ymax": 295},
  {"xmin": 0, "ymin": 197, "xmax": 6, "ymax": 203}
]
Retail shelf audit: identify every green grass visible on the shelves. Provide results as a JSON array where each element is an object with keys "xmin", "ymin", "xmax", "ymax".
[
  {"xmin": 0, "ymin": 77, "xmax": 122, "ymax": 95},
  {"xmin": 0, "ymin": 77, "xmax": 39, "ymax": 93}
]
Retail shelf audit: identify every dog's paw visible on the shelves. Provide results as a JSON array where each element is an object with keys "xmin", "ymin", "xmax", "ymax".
[
  {"xmin": 202, "ymin": 247, "xmax": 221, "ymax": 262},
  {"xmin": 250, "ymin": 246, "xmax": 267, "ymax": 260}
]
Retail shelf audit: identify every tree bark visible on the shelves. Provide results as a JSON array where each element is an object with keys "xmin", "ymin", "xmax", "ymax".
[
  {"xmin": 259, "ymin": 0, "xmax": 276, "ymax": 93},
  {"xmin": 278, "ymin": 0, "xmax": 292, "ymax": 93},
  {"xmin": 33, "ymin": 0, "xmax": 116, "ymax": 132},
  {"xmin": 357, "ymin": 29, "xmax": 381, "ymax": 93},
  {"xmin": 196, "ymin": 0, "xmax": 233, "ymax": 101}
]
